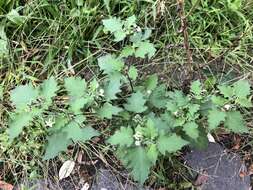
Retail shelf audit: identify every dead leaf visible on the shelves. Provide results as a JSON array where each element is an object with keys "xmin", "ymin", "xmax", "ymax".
[
  {"xmin": 239, "ymin": 163, "xmax": 248, "ymax": 178},
  {"xmin": 248, "ymin": 163, "xmax": 253, "ymax": 175},
  {"xmin": 232, "ymin": 135, "xmax": 241, "ymax": 150},
  {"xmin": 194, "ymin": 170, "xmax": 209, "ymax": 186},
  {"xmin": 59, "ymin": 160, "xmax": 75, "ymax": 180},
  {"xmin": 0, "ymin": 180, "xmax": 14, "ymax": 190},
  {"xmin": 207, "ymin": 133, "xmax": 215, "ymax": 143},
  {"xmin": 239, "ymin": 171, "xmax": 247, "ymax": 178}
]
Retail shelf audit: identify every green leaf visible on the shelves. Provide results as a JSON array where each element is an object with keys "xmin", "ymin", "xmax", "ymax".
[
  {"xmin": 80, "ymin": 127, "xmax": 100, "ymax": 141},
  {"xmin": 233, "ymin": 80, "xmax": 251, "ymax": 98},
  {"xmin": 63, "ymin": 121, "xmax": 99, "ymax": 143},
  {"xmin": 166, "ymin": 90, "xmax": 189, "ymax": 113},
  {"xmin": 43, "ymin": 132, "xmax": 72, "ymax": 160},
  {"xmin": 224, "ymin": 111, "xmax": 248, "ymax": 133},
  {"xmin": 130, "ymin": 32, "xmax": 143, "ymax": 43},
  {"xmin": 103, "ymin": 0, "xmax": 110, "ymax": 13},
  {"xmin": 69, "ymin": 97, "xmax": 88, "ymax": 114},
  {"xmin": 49, "ymin": 115, "xmax": 69, "ymax": 132},
  {"xmin": 64, "ymin": 77, "xmax": 86, "ymax": 98},
  {"xmin": 0, "ymin": 24, "xmax": 7, "ymax": 40},
  {"xmin": 150, "ymin": 114, "xmax": 171, "ymax": 131},
  {"xmin": 76, "ymin": 0, "xmax": 84, "ymax": 6},
  {"xmin": 0, "ymin": 39, "xmax": 8, "ymax": 57},
  {"xmin": 130, "ymin": 29, "xmax": 152, "ymax": 43},
  {"xmin": 97, "ymin": 102, "xmax": 122, "ymax": 119},
  {"xmin": 149, "ymin": 84, "xmax": 167, "ymax": 108},
  {"xmin": 98, "ymin": 54, "xmax": 124, "ymax": 74},
  {"xmin": 124, "ymin": 91, "xmax": 147, "ymax": 113},
  {"xmin": 70, "ymin": 8, "xmax": 80, "ymax": 17},
  {"xmin": 108, "ymin": 127, "xmax": 134, "ymax": 147},
  {"xmin": 183, "ymin": 122, "xmax": 199, "ymax": 139},
  {"xmin": 120, "ymin": 46, "xmax": 135, "ymax": 58},
  {"xmin": 144, "ymin": 118, "xmax": 158, "ymax": 139},
  {"xmin": 207, "ymin": 109, "xmax": 226, "ymax": 130},
  {"xmin": 8, "ymin": 112, "xmax": 34, "ymax": 140},
  {"xmin": 189, "ymin": 127, "xmax": 208, "ymax": 150},
  {"xmin": 157, "ymin": 134, "xmax": 188, "ymax": 155},
  {"xmin": 103, "ymin": 17, "xmax": 123, "ymax": 33},
  {"xmin": 128, "ymin": 66, "xmax": 138, "ymax": 81},
  {"xmin": 218, "ymin": 85, "xmax": 233, "ymax": 98},
  {"xmin": 41, "ymin": 77, "xmax": 58, "ymax": 102},
  {"xmin": 166, "ymin": 101, "xmax": 178, "ymax": 113},
  {"xmin": 228, "ymin": 0, "xmax": 242, "ymax": 10},
  {"xmin": 168, "ymin": 90, "xmax": 189, "ymax": 107},
  {"xmin": 188, "ymin": 104, "xmax": 200, "ymax": 118},
  {"xmin": 135, "ymin": 41, "xmax": 156, "ymax": 59},
  {"xmin": 102, "ymin": 17, "xmax": 126, "ymax": 41},
  {"xmin": 211, "ymin": 95, "xmax": 227, "ymax": 106},
  {"xmin": 124, "ymin": 15, "xmax": 136, "ymax": 29},
  {"xmin": 7, "ymin": 9, "xmax": 25, "ymax": 25},
  {"xmin": 64, "ymin": 77, "xmax": 88, "ymax": 113},
  {"xmin": 190, "ymin": 80, "xmax": 202, "ymax": 96},
  {"xmin": 114, "ymin": 30, "xmax": 126, "ymax": 42},
  {"xmin": 142, "ymin": 29, "xmax": 152, "ymax": 40},
  {"xmin": 147, "ymin": 144, "xmax": 158, "ymax": 164},
  {"xmin": 10, "ymin": 84, "xmax": 39, "ymax": 110},
  {"xmin": 124, "ymin": 147, "xmax": 153, "ymax": 184},
  {"xmin": 145, "ymin": 74, "xmax": 158, "ymax": 91},
  {"xmin": 74, "ymin": 115, "xmax": 86, "ymax": 123},
  {"xmin": 236, "ymin": 97, "xmax": 253, "ymax": 108},
  {"xmin": 89, "ymin": 79, "xmax": 99, "ymax": 91},
  {"xmin": 104, "ymin": 72, "xmax": 122, "ymax": 100}
]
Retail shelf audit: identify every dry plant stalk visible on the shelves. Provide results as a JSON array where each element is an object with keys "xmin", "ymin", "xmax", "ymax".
[{"xmin": 177, "ymin": 0, "xmax": 193, "ymax": 79}]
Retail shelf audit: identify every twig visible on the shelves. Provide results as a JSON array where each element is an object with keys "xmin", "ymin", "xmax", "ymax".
[
  {"xmin": 177, "ymin": 0, "xmax": 193, "ymax": 79},
  {"xmin": 126, "ymin": 57, "xmax": 134, "ymax": 92}
]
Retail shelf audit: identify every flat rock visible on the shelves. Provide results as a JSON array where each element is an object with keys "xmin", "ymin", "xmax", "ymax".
[
  {"xmin": 185, "ymin": 142, "xmax": 251, "ymax": 190},
  {"xmin": 13, "ymin": 179, "xmax": 76, "ymax": 190},
  {"xmin": 91, "ymin": 168, "xmax": 151, "ymax": 190},
  {"xmin": 13, "ymin": 180, "xmax": 57, "ymax": 190}
]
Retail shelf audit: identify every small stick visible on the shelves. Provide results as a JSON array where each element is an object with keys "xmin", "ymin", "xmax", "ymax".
[{"xmin": 177, "ymin": 0, "xmax": 193, "ymax": 79}]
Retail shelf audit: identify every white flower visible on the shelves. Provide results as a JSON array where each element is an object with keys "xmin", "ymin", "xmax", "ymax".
[
  {"xmin": 147, "ymin": 90, "xmax": 151, "ymax": 94},
  {"xmin": 136, "ymin": 26, "xmax": 141, "ymax": 32},
  {"xmin": 133, "ymin": 131, "xmax": 143, "ymax": 140},
  {"xmin": 224, "ymin": 104, "xmax": 231, "ymax": 110},
  {"xmin": 98, "ymin": 89, "xmax": 104, "ymax": 97},
  {"xmin": 45, "ymin": 118, "xmax": 55, "ymax": 128},
  {"xmin": 173, "ymin": 111, "xmax": 178, "ymax": 116},
  {"xmin": 135, "ymin": 141, "xmax": 141, "ymax": 146}
]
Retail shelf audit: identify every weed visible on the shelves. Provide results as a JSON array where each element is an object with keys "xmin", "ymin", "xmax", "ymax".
[{"xmin": 1, "ymin": 0, "xmax": 253, "ymax": 188}]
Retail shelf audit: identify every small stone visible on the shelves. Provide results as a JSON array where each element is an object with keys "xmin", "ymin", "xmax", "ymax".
[
  {"xmin": 185, "ymin": 143, "xmax": 251, "ymax": 190},
  {"xmin": 91, "ymin": 168, "xmax": 152, "ymax": 190}
]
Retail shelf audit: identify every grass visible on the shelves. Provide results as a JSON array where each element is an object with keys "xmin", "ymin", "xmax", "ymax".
[{"xmin": 1, "ymin": 0, "xmax": 253, "ymax": 189}]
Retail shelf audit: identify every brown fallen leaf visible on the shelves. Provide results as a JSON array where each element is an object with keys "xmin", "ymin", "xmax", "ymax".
[
  {"xmin": 194, "ymin": 170, "xmax": 209, "ymax": 186},
  {"xmin": 239, "ymin": 171, "xmax": 248, "ymax": 178},
  {"xmin": 247, "ymin": 163, "xmax": 253, "ymax": 175},
  {"xmin": 239, "ymin": 163, "xmax": 249, "ymax": 178},
  {"xmin": 0, "ymin": 180, "xmax": 14, "ymax": 190},
  {"xmin": 232, "ymin": 135, "xmax": 241, "ymax": 150}
]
